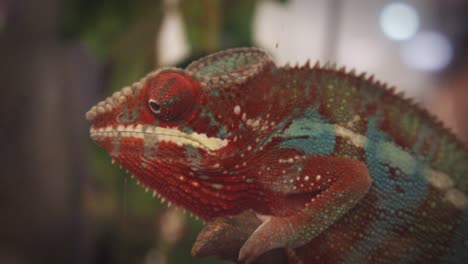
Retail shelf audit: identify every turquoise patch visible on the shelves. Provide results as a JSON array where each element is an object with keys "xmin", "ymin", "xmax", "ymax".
[
  {"xmin": 346, "ymin": 117, "xmax": 428, "ymax": 263},
  {"xmin": 181, "ymin": 126, "xmax": 194, "ymax": 134},
  {"xmin": 441, "ymin": 208, "xmax": 468, "ymax": 262},
  {"xmin": 185, "ymin": 145, "xmax": 202, "ymax": 165},
  {"xmin": 279, "ymin": 108, "xmax": 335, "ymax": 155},
  {"xmin": 198, "ymin": 55, "xmax": 252, "ymax": 77},
  {"xmin": 217, "ymin": 125, "xmax": 230, "ymax": 138}
]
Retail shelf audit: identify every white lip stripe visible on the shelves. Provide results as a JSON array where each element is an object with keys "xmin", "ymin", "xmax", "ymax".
[{"xmin": 90, "ymin": 125, "xmax": 228, "ymax": 151}]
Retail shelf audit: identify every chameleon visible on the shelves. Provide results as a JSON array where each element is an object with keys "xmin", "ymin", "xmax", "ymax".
[{"xmin": 86, "ymin": 47, "xmax": 468, "ymax": 263}]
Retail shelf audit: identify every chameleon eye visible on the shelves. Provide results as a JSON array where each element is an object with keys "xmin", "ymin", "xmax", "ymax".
[
  {"xmin": 148, "ymin": 71, "xmax": 199, "ymax": 121},
  {"xmin": 148, "ymin": 100, "xmax": 161, "ymax": 113}
]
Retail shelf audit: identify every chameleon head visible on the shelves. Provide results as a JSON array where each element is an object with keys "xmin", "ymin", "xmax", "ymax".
[
  {"xmin": 85, "ymin": 69, "xmax": 233, "ymax": 217},
  {"xmin": 85, "ymin": 48, "xmax": 274, "ymax": 220}
]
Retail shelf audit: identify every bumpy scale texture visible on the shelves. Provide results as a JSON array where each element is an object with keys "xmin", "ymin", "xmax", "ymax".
[{"xmin": 86, "ymin": 47, "xmax": 468, "ymax": 263}]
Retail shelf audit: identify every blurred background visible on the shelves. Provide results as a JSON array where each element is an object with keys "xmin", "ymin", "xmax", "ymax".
[{"xmin": 1, "ymin": 0, "xmax": 467, "ymax": 263}]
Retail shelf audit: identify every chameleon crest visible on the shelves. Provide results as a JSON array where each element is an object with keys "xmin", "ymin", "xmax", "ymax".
[{"xmin": 87, "ymin": 47, "xmax": 468, "ymax": 263}]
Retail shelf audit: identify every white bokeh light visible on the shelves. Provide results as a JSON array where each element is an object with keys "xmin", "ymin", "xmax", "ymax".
[
  {"xmin": 380, "ymin": 2, "xmax": 419, "ymax": 41},
  {"xmin": 158, "ymin": 0, "xmax": 190, "ymax": 65},
  {"xmin": 401, "ymin": 31, "xmax": 453, "ymax": 72},
  {"xmin": 254, "ymin": 0, "xmax": 328, "ymax": 65}
]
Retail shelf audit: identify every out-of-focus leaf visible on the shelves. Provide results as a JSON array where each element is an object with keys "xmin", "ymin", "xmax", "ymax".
[
  {"xmin": 181, "ymin": 0, "xmax": 222, "ymax": 52},
  {"xmin": 61, "ymin": 0, "xmax": 161, "ymax": 60},
  {"xmin": 223, "ymin": 0, "xmax": 256, "ymax": 47}
]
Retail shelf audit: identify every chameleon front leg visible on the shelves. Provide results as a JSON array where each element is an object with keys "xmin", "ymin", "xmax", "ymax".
[{"xmin": 239, "ymin": 157, "xmax": 372, "ymax": 263}]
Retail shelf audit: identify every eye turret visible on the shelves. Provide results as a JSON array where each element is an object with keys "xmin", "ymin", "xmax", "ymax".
[{"xmin": 147, "ymin": 71, "xmax": 199, "ymax": 121}]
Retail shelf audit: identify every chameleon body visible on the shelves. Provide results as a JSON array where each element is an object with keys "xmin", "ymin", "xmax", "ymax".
[{"xmin": 86, "ymin": 48, "xmax": 468, "ymax": 263}]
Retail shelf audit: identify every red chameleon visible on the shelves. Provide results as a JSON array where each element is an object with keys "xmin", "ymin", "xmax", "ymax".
[{"xmin": 86, "ymin": 47, "xmax": 468, "ymax": 263}]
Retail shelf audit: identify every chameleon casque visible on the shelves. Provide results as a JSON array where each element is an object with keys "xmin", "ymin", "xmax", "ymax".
[{"xmin": 86, "ymin": 47, "xmax": 468, "ymax": 263}]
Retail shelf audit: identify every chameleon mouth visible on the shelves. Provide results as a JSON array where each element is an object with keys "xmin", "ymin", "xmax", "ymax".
[{"xmin": 89, "ymin": 124, "xmax": 229, "ymax": 151}]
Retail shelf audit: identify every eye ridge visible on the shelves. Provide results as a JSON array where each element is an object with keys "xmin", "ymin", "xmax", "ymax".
[
  {"xmin": 157, "ymin": 77, "xmax": 177, "ymax": 101},
  {"xmin": 162, "ymin": 97, "xmax": 178, "ymax": 107}
]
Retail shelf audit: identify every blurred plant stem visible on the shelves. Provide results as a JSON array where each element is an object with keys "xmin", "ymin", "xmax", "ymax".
[{"xmin": 181, "ymin": 0, "xmax": 260, "ymax": 53}]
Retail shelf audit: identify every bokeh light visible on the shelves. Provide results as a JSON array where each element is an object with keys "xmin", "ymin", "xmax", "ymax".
[
  {"xmin": 380, "ymin": 2, "xmax": 419, "ymax": 41},
  {"xmin": 401, "ymin": 31, "xmax": 453, "ymax": 72}
]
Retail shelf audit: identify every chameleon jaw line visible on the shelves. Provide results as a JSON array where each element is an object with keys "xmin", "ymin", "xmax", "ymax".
[{"xmin": 90, "ymin": 125, "xmax": 229, "ymax": 151}]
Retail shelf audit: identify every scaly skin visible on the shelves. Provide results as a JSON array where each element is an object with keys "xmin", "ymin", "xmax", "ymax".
[{"xmin": 86, "ymin": 47, "xmax": 468, "ymax": 263}]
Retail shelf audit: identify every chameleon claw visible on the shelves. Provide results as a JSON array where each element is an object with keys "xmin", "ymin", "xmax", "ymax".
[{"xmin": 238, "ymin": 216, "xmax": 288, "ymax": 264}]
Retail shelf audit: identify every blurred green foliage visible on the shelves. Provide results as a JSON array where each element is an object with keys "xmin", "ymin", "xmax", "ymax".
[
  {"xmin": 223, "ymin": 1, "xmax": 257, "ymax": 46},
  {"xmin": 62, "ymin": 0, "xmax": 162, "ymax": 91},
  {"xmin": 181, "ymin": 0, "xmax": 222, "ymax": 52},
  {"xmin": 61, "ymin": 0, "xmax": 160, "ymax": 56}
]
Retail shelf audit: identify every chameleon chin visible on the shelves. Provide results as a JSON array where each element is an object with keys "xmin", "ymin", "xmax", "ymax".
[{"xmin": 86, "ymin": 47, "xmax": 468, "ymax": 263}]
